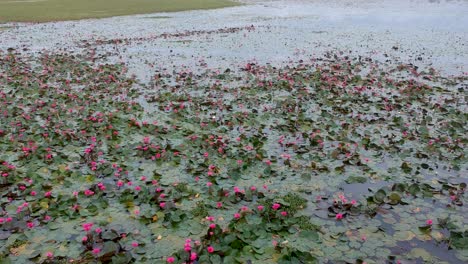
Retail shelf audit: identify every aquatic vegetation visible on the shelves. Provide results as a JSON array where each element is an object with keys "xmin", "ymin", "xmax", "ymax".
[{"xmin": 0, "ymin": 49, "xmax": 466, "ymax": 263}]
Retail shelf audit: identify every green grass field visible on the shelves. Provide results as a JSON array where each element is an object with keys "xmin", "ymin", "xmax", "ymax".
[{"xmin": 0, "ymin": 0, "xmax": 238, "ymax": 23}]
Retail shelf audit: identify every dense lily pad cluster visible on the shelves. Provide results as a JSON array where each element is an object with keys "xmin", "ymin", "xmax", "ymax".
[
  {"xmin": 79, "ymin": 25, "xmax": 256, "ymax": 47},
  {"xmin": 0, "ymin": 50, "xmax": 466, "ymax": 263}
]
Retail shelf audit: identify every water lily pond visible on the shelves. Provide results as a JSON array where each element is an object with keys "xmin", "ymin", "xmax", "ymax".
[{"xmin": 0, "ymin": 0, "xmax": 467, "ymax": 263}]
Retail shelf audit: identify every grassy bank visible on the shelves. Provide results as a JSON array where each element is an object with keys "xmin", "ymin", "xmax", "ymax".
[{"xmin": 0, "ymin": 0, "xmax": 238, "ymax": 23}]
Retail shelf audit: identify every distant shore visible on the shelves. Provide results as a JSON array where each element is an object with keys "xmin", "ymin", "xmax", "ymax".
[{"xmin": 0, "ymin": 0, "xmax": 239, "ymax": 23}]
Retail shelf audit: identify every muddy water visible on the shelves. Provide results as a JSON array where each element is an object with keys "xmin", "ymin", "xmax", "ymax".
[{"xmin": 0, "ymin": 0, "xmax": 467, "ymax": 82}]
